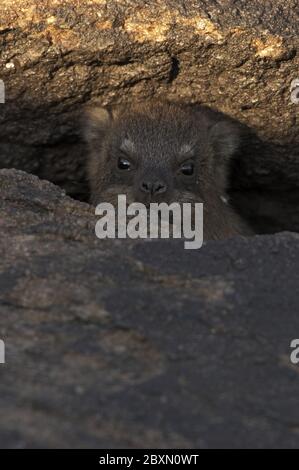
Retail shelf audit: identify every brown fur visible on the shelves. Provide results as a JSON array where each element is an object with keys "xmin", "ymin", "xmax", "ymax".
[{"xmin": 83, "ymin": 100, "xmax": 253, "ymax": 240}]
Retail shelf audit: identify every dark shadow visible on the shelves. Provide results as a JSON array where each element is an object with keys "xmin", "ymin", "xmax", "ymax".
[{"xmin": 1, "ymin": 99, "xmax": 299, "ymax": 235}]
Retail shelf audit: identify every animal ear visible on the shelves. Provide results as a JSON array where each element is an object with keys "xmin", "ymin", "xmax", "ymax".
[
  {"xmin": 209, "ymin": 121, "xmax": 240, "ymax": 161},
  {"xmin": 208, "ymin": 121, "xmax": 240, "ymax": 191},
  {"xmin": 82, "ymin": 105, "xmax": 114, "ymax": 143}
]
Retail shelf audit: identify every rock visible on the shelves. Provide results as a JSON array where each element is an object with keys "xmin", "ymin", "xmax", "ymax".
[
  {"xmin": 1, "ymin": 168, "xmax": 299, "ymax": 448},
  {"xmin": 0, "ymin": 1, "xmax": 299, "ymax": 232}
]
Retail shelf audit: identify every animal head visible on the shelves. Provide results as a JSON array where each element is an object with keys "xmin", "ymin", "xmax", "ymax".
[{"xmin": 84, "ymin": 101, "xmax": 240, "ymax": 205}]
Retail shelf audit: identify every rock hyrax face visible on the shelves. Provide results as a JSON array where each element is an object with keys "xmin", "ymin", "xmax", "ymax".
[{"xmin": 84, "ymin": 101, "xmax": 240, "ymax": 206}]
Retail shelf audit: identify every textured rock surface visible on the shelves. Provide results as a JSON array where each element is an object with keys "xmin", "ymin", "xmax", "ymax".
[
  {"xmin": 1, "ymin": 168, "xmax": 299, "ymax": 448},
  {"xmin": 0, "ymin": 0, "xmax": 299, "ymax": 232}
]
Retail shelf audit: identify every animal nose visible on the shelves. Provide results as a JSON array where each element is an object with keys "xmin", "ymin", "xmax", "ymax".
[{"xmin": 140, "ymin": 180, "xmax": 167, "ymax": 195}]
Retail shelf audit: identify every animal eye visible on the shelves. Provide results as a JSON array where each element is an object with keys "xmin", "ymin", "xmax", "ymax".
[
  {"xmin": 118, "ymin": 157, "xmax": 131, "ymax": 170},
  {"xmin": 180, "ymin": 161, "xmax": 194, "ymax": 176}
]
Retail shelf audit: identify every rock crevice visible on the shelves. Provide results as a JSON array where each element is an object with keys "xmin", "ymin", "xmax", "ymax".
[{"xmin": 0, "ymin": 1, "xmax": 299, "ymax": 232}]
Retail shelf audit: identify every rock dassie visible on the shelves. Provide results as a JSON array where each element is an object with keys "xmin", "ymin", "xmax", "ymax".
[{"xmin": 83, "ymin": 100, "xmax": 252, "ymax": 240}]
